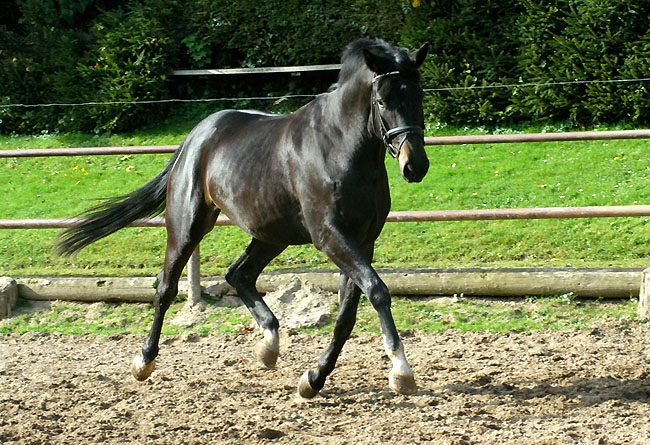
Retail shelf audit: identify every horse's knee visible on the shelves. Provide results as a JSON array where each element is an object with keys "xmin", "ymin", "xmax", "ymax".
[
  {"xmin": 224, "ymin": 264, "xmax": 236, "ymax": 287},
  {"xmin": 153, "ymin": 270, "xmax": 164, "ymax": 290}
]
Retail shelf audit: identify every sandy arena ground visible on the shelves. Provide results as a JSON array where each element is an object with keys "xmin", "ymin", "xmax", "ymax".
[{"xmin": 2, "ymin": 321, "xmax": 650, "ymax": 444}]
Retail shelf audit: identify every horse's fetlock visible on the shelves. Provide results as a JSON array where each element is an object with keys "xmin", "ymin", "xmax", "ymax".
[{"xmin": 267, "ymin": 317, "xmax": 280, "ymax": 332}]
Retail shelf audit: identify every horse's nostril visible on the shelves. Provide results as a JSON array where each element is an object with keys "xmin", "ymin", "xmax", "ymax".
[
  {"xmin": 402, "ymin": 162, "xmax": 418, "ymax": 182},
  {"xmin": 401, "ymin": 159, "xmax": 427, "ymax": 183}
]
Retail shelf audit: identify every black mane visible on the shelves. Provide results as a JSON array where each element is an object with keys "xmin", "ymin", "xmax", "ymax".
[{"xmin": 336, "ymin": 39, "xmax": 420, "ymax": 86}]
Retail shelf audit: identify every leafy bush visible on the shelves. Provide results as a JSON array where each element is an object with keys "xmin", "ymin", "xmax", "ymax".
[
  {"xmin": 2, "ymin": 0, "xmax": 650, "ymax": 133},
  {"xmin": 179, "ymin": 0, "xmax": 408, "ymax": 69},
  {"xmin": 1, "ymin": 0, "xmax": 414, "ymax": 133},
  {"xmin": 512, "ymin": 0, "xmax": 650, "ymax": 125},
  {"xmin": 0, "ymin": 0, "xmax": 135, "ymax": 132},
  {"xmin": 404, "ymin": 0, "xmax": 650, "ymax": 127},
  {"xmin": 0, "ymin": 0, "xmax": 184, "ymax": 133},
  {"xmin": 401, "ymin": 0, "xmax": 523, "ymax": 126},
  {"xmin": 57, "ymin": 3, "xmax": 174, "ymax": 132}
]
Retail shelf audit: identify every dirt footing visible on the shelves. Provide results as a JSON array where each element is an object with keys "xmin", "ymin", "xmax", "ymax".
[{"xmin": 2, "ymin": 324, "xmax": 650, "ymax": 444}]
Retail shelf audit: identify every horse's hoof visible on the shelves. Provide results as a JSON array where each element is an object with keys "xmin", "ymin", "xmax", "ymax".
[
  {"xmin": 389, "ymin": 371, "xmax": 418, "ymax": 395},
  {"xmin": 131, "ymin": 354, "xmax": 155, "ymax": 381},
  {"xmin": 296, "ymin": 371, "xmax": 319, "ymax": 399},
  {"xmin": 254, "ymin": 341, "xmax": 279, "ymax": 369}
]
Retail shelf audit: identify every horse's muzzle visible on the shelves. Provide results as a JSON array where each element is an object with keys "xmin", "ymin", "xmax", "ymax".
[{"xmin": 399, "ymin": 140, "xmax": 429, "ymax": 183}]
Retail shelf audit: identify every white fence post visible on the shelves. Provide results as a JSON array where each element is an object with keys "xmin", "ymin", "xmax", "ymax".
[
  {"xmin": 638, "ymin": 267, "xmax": 650, "ymax": 320},
  {"xmin": 187, "ymin": 246, "xmax": 202, "ymax": 306}
]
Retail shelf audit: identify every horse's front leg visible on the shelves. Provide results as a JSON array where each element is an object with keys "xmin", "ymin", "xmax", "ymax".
[
  {"xmin": 298, "ymin": 232, "xmax": 417, "ymax": 398},
  {"xmin": 298, "ymin": 273, "xmax": 362, "ymax": 398}
]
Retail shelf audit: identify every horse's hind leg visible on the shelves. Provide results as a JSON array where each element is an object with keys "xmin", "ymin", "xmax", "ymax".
[
  {"xmin": 132, "ymin": 198, "xmax": 219, "ymax": 381},
  {"xmin": 225, "ymin": 238, "xmax": 287, "ymax": 368}
]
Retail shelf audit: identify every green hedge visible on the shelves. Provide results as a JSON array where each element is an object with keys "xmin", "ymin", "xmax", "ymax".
[
  {"xmin": 402, "ymin": 0, "xmax": 650, "ymax": 127},
  {"xmin": 401, "ymin": 0, "xmax": 523, "ymax": 125},
  {"xmin": 179, "ymin": 0, "xmax": 405, "ymax": 68},
  {"xmin": 0, "ymin": 0, "xmax": 182, "ymax": 133},
  {"xmin": 1, "ymin": 0, "xmax": 649, "ymax": 133}
]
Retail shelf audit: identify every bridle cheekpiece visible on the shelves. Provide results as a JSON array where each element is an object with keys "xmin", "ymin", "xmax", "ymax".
[{"xmin": 371, "ymin": 71, "xmax": 424, "ymax": 158}]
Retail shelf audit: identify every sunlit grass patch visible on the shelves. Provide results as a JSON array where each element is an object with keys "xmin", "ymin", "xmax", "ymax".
[
  {"xmin": 298, "ymin": 295, "xmax": 640, "ymax": 336},
  {"xmin": 2, "ymin": 124, "xmax": 650, "ymax": 276},
  {"xmin": 1, "ymin": 295, "xmax": 641, "ymax": 338}
]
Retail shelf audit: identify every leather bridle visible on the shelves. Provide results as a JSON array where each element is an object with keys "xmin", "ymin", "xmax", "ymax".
[{"xmin": 371, "ymin": 71, "xmax": 424, "ymax": 158}]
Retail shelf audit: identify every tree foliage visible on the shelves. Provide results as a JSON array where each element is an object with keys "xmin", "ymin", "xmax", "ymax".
[{"xmin": 1, "ymin": 0, "xmax": 649, "ymax": 133}]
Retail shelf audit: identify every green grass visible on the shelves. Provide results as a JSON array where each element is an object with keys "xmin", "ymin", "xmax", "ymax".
[
  {"xmin": 0, "ymin": 294, "xmax": 639, "ymax": 336},
  {"xmin": 319, "ymin": 295, "xmax": 639, "ymax": 335},
  {"xmin": 0, "ymin": 296, "xmax": 251, "ymax": 336},
  {"xmin": 2, "ymin": 121, "xmax": 650, "ymax": 276}
]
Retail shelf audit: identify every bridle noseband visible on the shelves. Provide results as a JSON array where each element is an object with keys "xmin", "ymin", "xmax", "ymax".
[{"xmin": 371, "ymin": 71, "xmax": 424, "ymax": 158}]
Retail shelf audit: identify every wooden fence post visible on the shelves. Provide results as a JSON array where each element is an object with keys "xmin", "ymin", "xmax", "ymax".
[
  {"xmin": 638, "ymin": 267, "xmax": 650, "ymax": 320},
  {"xmin": 187, "ymin": 246, "xmax": 202, "ymax": 306}
]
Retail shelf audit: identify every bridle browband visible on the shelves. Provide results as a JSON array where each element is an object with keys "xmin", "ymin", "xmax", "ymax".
[{"xmin": 371, "ymin": 71, "xmax": 424, "ymax": 158}]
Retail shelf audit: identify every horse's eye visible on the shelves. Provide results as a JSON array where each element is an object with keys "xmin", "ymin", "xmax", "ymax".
[{"xmin": 377, "ymin": 99, "xmax": 385, "ymax": 108}]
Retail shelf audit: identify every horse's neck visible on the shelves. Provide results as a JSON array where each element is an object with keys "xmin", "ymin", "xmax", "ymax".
[
  {"xmin": 328, "ymin": 76, "xmax": 374, "ymax": 141},
  {"xmin": 322, "ymin": 78, "xmax": 387, "ymax": 168}
]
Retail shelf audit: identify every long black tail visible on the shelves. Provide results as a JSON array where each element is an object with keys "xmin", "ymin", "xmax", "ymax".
[{"xmin": 55, "ymin": 142, "xmax": 184, "ymax": 256}]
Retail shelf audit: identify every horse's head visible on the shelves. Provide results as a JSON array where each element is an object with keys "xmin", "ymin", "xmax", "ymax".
[{"xmin": 364, "ymin": 42, "xmax": 430, "ymax": 183}]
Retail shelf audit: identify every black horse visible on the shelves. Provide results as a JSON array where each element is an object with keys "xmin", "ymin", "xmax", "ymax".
[{"xmin": 57, "ymin": 39, "xmax": 429, "ymax": 398}]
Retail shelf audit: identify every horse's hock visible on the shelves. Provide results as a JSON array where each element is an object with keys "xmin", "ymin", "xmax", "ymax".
[{"xmin": 0, "ymin": 277, "xmax": 18, "ymax": 319}]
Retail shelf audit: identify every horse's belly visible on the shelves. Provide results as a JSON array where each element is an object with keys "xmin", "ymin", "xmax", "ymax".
[
  {"xmin": 248, "ymin": 219, "xmax": 312, "ymax": 246},
  {"xmin": 226, "ymin": 209, "xmax": 312, "ymax": 246},
  {"xmin": 211, "ymin": 185, "xmax": 311, "ymax": 245}
]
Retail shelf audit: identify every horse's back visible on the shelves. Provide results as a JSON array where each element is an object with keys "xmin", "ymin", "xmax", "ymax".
[{"xmin": 192, "ymin": 109, "xmax": 287, "ymax": 144}]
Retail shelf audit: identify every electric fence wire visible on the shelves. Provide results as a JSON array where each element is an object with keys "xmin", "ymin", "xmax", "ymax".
[{"xmin": 1, "ymin": 77, "xmax": 649, "ymax": 109}]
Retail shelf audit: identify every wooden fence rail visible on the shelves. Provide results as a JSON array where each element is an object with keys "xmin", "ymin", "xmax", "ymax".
[
  {"xmin": 3, "ymin": 129, "xmax": 650, "ymax": 158},
  {"xmin": 3, "ymin": 129, "xmax": 650, "ymax": 308},
  {"xmin": 4, "ymin": 205, "xmax": 650, "ymax": 230}
]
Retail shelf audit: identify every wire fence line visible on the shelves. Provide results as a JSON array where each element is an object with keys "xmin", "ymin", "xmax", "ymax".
[
  {"xmin": 424, "ymin": 77, "xmax": 650, "ymax": 92},
  {"xmin": 2, "ymin": 76, "xmax": 649, "ymax": 109},
  {"xmin": 0, "ymin": 95, "xmax": 318, "ymax": 109}
]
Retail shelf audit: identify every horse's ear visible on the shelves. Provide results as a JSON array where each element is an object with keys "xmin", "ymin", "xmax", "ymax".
[
  {"xmin": 410, "ymin": 42, "xmax": 429, "ymax": 68},
  {"xmin": 363, "ymin": 46, "xmax": 393, "ymax": 75}
]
